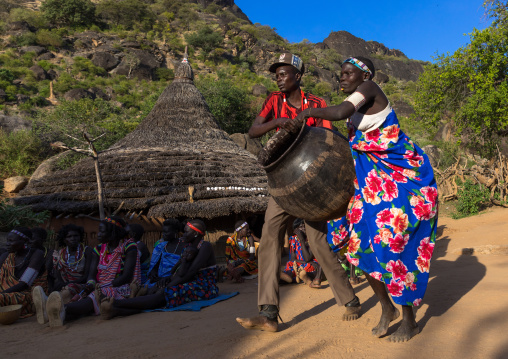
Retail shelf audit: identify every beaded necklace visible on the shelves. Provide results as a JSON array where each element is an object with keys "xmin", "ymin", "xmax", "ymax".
[
  {"xmin": 165, "ymin": 239, "xmax": 183, "ymax": 255},
  {"xmin": 61, "ymin": 244, "xmax": 84, "ymax": 270},
  {"xmin": 6, "ymin": 249, "xmax": 31, "ymax": 268}
]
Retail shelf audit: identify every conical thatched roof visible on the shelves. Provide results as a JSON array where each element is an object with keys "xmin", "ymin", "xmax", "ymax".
[{"xmin": 15, "ymin": 53, "xmax": 269, "ymax": 219}]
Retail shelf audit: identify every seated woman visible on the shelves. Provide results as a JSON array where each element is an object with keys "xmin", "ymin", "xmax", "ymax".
[
  {"xmin": 0, "ymin": 228, "xmax": 45, "ymax": 318},
  {"xmin": 100, "ymin": 219, "xmax": 218, "ymax": 319},
  {"xmin": 39, "ymin": 216, "xmax": 141, "ymax": 327},
  {"xmin": 32, "ymin": 224, "xmax": 94, "ymax": 324},
  {"xmin": 224, "ymin": 220, "xmax": 258, "ymax": 283},
  {"xmin": 280, "ymin": 219, "xmax": 322, "ymax": 288},
  {"xmin": 165, "ymin": 246, "xmax": 198, "ymax": 284},
  {"xmin": 125, "ymin": 223, "xmax": 150, "ymax": 285},
  {"xmin": 29, "ymin": 228, "xmax": 54, "ymax": 293},
  {"xmin": 141, "ymin": 218, "xmax": 184, "ymax": 293}
]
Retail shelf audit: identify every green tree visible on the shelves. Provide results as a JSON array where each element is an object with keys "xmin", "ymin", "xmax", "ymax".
[
  {"xmin": 96, "ymin": 0, "xmax": 154, "ymax": 30},
  {"xmin": 40, "ymin": 0, "xmax": 96, "ymax": 28},
  {"xmin": 413, "ymin": 2, "xmax": 508, "ymax": 156},
  {"xmin": 33, "ymin": 98, "xmax": 128, "ymax": 151},
  {"xmin": 185, "ymin": 26, "xmax": 223, "ymax": 60},
  {"xmin": 8, "ymin": 8, "xmax": 48, "ymax": 28},
  {"xmin": 0, "ymin": 129, "xmax": 46, "ymax": 178},
  {"xmin": 196, "ymin": 76, "xmax": 254, "ymax": 134}
]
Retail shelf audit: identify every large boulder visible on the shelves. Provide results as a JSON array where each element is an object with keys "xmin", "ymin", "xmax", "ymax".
[
  {"xmin": 8, "ymin": 21, "xmax": 35, "ymax": 32},
  {"xmin": 47, "ymin": 69, "xmax": 58, "ymax": 80},
  {"xmin": 92, "ymin": 52, "xmax": 120, "ymax": 71},
  {"xmin": 434, "ymin": 122, "xmax": 455, "ymax": 142},
  {"xmin": 64, "ymin": 88, "xmax": 96, "ymax": 101},
  {"xmin": 38, "ymin": 52, "xmax": 55, "ymax": 61},
  {"xmin": 311, "ymin": 67, "xmax": 340, "ymax": 92},
  {"xmin": 20, "ymin": 46, "xmax": 47, "ymax": 56},
  {"xmin": 95, "ymin": 44, "xmax": 122, "ymax": 54},
  {"xmin": 88, "ymin": 87, "xmax": 110, "ymax": 100},
  {"xmin": 30, "ymin": 65, "xmax": 48, "ymax": 81},
  {"xmin": 320, "ymin": 31, "xmax": 424, "ymax": 82},
  {"xmin": 121, "ymin": 41, "xmax": 141, "ymax": 48},
  {"xmin": 392, "ymin": 100, "xmax": 414, "ymax": 118},
  {"xmin": 423, "ymin": 145, "xmax": 442, "ymax": 169},
  {"xmin": 230, "ymin": 133, "xmax": 263, "ymax": 156},
  {"xmin": 375, "ymin": 71, "xmax": 390, "ymax": 84},
  {"xmin": 0, "ymin": 115, "xmax": 32, "ymax": 133},
  {"xmin": 30, "ymin": 151, "xmax": 72, "ymax": 183},
  {"xmin": 252, "ymin": 84, "xmax": 268, "ymax": 97},
  {"xmin": 112, "ymin": 49, "xmax": 161, "ymax": 80},
  {"xmin": 3, "ymin": 176, "xmax": 29, "ymax": 193}
]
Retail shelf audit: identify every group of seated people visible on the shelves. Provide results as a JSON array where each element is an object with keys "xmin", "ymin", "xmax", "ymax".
[
  {"xmin": 0, "ymin": 217, "xmax": 218, "ymax": 327},
  {"xmin": 0, "ymin": 215, "xmax": 362, "ymax": 326}
]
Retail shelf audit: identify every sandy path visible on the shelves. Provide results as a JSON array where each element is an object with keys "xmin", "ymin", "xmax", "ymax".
[{"xmin": 2, "ymin": 207, "xmax": 508, "ymax": 359}]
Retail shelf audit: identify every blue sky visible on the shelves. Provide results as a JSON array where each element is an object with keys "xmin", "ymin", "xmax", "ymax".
[{"xmin": 234, "ymin": 0, "xmax": 492, "ymax": 62}]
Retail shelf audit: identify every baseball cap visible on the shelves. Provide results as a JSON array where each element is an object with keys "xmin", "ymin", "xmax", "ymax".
[{"xmin": 269, "ymin": 52, "xmax": 305, "ymax": 74}]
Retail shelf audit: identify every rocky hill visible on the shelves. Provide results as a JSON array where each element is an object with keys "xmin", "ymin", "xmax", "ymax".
[
  {"xmin": 0, "ymin": 0, "xmax": 424, "ymax": 101},
  {"xmin": 0, "ymin": 0, "xmax": 426, "ymax": 182}
]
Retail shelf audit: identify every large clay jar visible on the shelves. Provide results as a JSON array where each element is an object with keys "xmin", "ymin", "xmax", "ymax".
[{"xmin": 258, "ymin": 125, "xmax": 355, "ymax": 221}]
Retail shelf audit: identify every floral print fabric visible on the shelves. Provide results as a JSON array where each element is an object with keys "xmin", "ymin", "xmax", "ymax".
[
  {"xmin": 163, "ymin": 266, "xmax": 219, "ymax": 308},
  {"xmin": 327, "ymin": 109, "xmax": 438, "ymax": 306}
]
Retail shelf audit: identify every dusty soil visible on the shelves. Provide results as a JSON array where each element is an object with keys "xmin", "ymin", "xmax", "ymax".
[{"xmin": 2, "ymin": 207, "xmax": 508, "ymax": 359}]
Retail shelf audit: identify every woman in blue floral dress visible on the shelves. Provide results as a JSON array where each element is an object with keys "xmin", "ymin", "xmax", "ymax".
[{"xmin": 293, "ymin": 57, "xmax": 438, "ymax": 342}]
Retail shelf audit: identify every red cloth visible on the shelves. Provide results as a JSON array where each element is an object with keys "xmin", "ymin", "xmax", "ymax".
[{"xmin": 258, "ymin": 90, "xmax": 332, "ymax": 129}]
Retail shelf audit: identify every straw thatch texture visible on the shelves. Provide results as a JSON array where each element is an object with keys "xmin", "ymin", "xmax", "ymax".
[{"xmin": 15, "ymin": 57, "xmax": 268, "ymax": 219}]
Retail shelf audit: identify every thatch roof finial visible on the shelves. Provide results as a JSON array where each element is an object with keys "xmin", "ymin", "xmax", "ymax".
[
  {"xmin": 183, "ymin": 46, "xmax": 188, "ymax": 63},
  {"xmin": 175, "ymin": 46, "xmax": 193, "ymax": 82}
]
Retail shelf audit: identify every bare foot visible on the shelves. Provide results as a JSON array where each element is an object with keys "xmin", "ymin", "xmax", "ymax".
[
  {"xmin": 100, "ymin": 297, "xmax": 117, "ymax": 320},
  {"xmin": 136, "ymin": 285, "xmax": 148, "ymax": 297},
  {"xmin": 309, "ymin": 280, "xmax": 321, "ymax": 289},
  {"xmin": 342, "ymin": 305, "xmax": 361, "ymax": 321},
  {"xmin": 293, "ymin": 263, "xmax": 301, "ymax": 283},
  {"xmin": 372, "ymin": 306, "xmax": 400, "ymax": 337},
  {"xmin": 230, "ymin": 269, "xmax": 245, "ymax": 283},
  {"xmin": 94, "ymin": 285, "xmax": 104, "ymax": 303},
  {"xmin": 299, "ymin": 271, "xmax": 312, "ymax": 285},
  {"xmin": 280, "ymin": 272, "xmax": 293, "ymax": 284},
  {"xmin": 129, "ymin": 282, "xmax": 140, "ymax": 298},
  {"xmin": 236, "ymin": 316, "xmax": 278, "ymax": 332},
  {"xmin": 386, "ymin": 321, "xmax": 419, "ymax": 342}
]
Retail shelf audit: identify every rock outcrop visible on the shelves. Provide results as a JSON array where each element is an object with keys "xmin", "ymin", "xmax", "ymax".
[{"xmin": 321, "ymin": 31, "xmax": 425, "ymax": 82}]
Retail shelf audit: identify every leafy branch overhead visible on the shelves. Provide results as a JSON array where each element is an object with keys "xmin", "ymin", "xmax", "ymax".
[{"xmin": 413, "ymin": 1, "xmax": 508, "ymax": 156}]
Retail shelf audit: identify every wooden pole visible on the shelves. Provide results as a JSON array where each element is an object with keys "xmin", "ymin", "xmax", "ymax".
[{"xmin": 84, "ymin": 133, "xmax": 106, "ymax": 220}]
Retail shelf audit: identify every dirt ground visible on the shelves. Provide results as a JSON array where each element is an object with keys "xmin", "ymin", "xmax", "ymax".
[{"xmin": 2, "ymin": 207, "xmax": 508, "ymax": 359}]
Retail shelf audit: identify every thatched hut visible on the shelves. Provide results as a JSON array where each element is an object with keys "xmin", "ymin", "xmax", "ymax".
[{"xmin": 15, "ymin": 53, "xmax": 269, "ymax": 248}]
